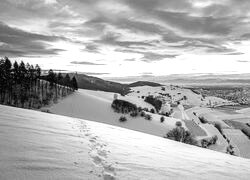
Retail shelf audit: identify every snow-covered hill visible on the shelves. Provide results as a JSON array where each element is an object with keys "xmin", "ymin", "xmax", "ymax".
[
  {"xmin": 1, "ymin": 104, "xmax": 250, "ymax": 180},
  {"xmin": 128, "ymin": 85, "xmax": 231, "ymax": 107},
  {"xmin": 48, "ymin": 89, "xmax": 182, "ymax": 137}
]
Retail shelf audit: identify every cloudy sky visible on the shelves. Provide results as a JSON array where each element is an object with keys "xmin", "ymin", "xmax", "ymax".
[{"xmin": 0, "ymin": 0, "xmax": 250, "ymax": 77}]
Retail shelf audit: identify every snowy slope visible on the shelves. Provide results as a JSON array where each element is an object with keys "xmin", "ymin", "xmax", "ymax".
[
  {"xmin": 129, "ymin": 85, "xmax": 231, "ymax": 107},
  {"xmin": 1, "ymin": 104, "xmax": 250, "ymax": 180},
  {"xmin": 48, "ymin": 89, "xmax": 181, "ymax": 137}
]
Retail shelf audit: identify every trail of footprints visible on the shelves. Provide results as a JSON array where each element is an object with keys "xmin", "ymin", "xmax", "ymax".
[{"xmin": 80, "ymin": 122, "xmax": 116, "ymax": 180}]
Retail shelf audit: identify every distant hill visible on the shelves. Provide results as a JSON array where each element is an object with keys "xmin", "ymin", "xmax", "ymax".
[
  {"xmin": 65, "ymin": 73, "xmax": 131, "ymax": 95},
  {"xmin": 128, "ymin": 81, "xmax": 162, "ymax": 87}
]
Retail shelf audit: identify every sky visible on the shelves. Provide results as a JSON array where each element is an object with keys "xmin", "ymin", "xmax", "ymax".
[{"xmin": 0, "ymin": 0, "xmax": 250, "ymax": 77}]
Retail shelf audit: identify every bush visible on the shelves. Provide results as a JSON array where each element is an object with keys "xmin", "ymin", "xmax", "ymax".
[
  {"xmin": 211, "ymin": 135, "xmax": 218, "ymax": 144},
  {"xmin": 111, "ymin": 99, "xmax": 137, "ymax": 114},
  {"xmin": 138, "ymin": 107, "xmax": 142, "ymax": 112},
  {"xmin": 119, "ymin": 116, "xmax": 127, "ymax": 122},
  {"xmin": 226, "ymin": 145, "xmax": 235, "ymax": 155},
  {"xmin": 161, "ymin": 87, "xmax": 165, "ymax": 91},
  {"xmin": 144, "ymin": 95, "xmax": 162, "ymax": 112},
  {"xmin": 160, "ymin": 116, "xmax": 165, "ymax": 123},
  {"xmin": 241, "ymin": 129, "xmax": 250, "ymax": 139},
  {"xmin": 150, "ymin": 108, "xmax": 155, "ymax": 113},
  {"xmin": 140, "ymin": 111, "xmax": 146, "ymax": 117},
  {"xmin": 130, "ymin": 111, "xmax": 139, "ymax": 117},
  {"xmin": 201, "ymin": 135, "xmax": 218, "ymax": 148},
  {"xmin": 214, "ymin": 122, "xmax": 223, "ymax": 134},
  {"xmin": 143, "ymin": 108, "xmax": 149, "ymax": 112},
  {"xmin": 198, "ymin": 116, "xmax": 208, "ymax": 124},
  {"xmin": 176, "ymin": 121, "xmax": 182, "ymax": 127},
  {"xmin": 145, "ymin": 114, "xmax": 152, "ymax": 121}
]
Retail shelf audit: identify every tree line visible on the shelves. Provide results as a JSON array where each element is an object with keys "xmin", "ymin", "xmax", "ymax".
[{"xmin": 0, "ymin": 57, "xmax": 78, "ymax": 109}]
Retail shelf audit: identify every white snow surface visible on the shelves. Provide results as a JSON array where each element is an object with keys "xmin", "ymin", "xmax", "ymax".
[{"xmin": 1, "ymin": 105, "xmax": 250, "ymax": 180}]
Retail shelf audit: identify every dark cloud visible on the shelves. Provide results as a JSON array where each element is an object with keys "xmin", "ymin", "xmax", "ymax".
[
  {"xmin": 70, "ymin": 61, "xmax": 106, "ymax": 65},
  {"xmin": 141, "ymin": 52, "xmax": 177, "ymax": 62},
  {"xmin": 0, "ymin": 0, "xmax": 249, "ymax": 63},
  {"xmin": 0, "ymin": 21, "xmax": 65, "ymax": 57},
  {"xmin": 116, "ymin": 48, "xmax": 178, "ymax": 62},
  {"xmin": 83, "ymin": 44, "xmax": 101, "ymax": 53},
  {"xmin": 95, "ymin": 32, "xmax": 154, "ymax": 49},
  {"xmin": 241, "ymin": 33, "xmax": 250, "ymax": 40}
]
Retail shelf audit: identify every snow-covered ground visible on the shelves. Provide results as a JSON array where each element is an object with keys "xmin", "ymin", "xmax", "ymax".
[
  {"xmin": 128, "ymin": 85, "xmax": 230, "ymax": 107},
  {"xmin": 1, "ymin": 104, "xmax": 250, "ymax": 180},
  {"xmin": 48, "ymin": 89, "xmax": 182, "ymax": 137}
]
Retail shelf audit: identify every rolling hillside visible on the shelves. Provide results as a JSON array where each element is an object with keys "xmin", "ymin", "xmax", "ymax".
[{"xmin": 1, "ymin": 104, "xmax": 250, "ymax": 180}]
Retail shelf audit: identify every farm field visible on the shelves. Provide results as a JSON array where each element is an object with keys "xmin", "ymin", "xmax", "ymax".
[
  {"xmin": 183, "ymin": 120, "xmax": 207, "ymax": 137},
  {"xmin": 200, "ymin": 124, "xmax": 228, "ymax": 152},
  {"xmin": 223, "ymin": 129, "xmax": 250, "ymax": 158}
]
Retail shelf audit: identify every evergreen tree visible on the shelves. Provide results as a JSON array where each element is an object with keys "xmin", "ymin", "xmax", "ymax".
[{"xmin": 71, "ymin": 76, "xmax": 78, "ymax": 90}]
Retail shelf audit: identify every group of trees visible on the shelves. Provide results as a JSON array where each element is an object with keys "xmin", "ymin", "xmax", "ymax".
[
  {"xmin": 144, "ymin": 95, "xmax": 162, "ymax": 112},
  {"xmin": 164, "ymin": 121, "xmax": 198, "ymax": 146},
  {"xmin": 0, "ymin": 57, "xmax": 78, "ymax": 109}
]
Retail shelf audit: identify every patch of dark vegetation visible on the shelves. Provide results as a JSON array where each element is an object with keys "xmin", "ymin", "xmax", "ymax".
[
  {"xmin": 144, "ymin": 114, "xmax": 152, "ymax": 121},
  {"xmin": 0, "ymin": 57, "xmax": 76, "ymax": 109},
  {"xmin": 130, "ymin": 111, "xmax": 139, "ymax": 117},
  {"xmin": 214, "ymin": 122, "xmax": 223, "ymax": 134},
  {"xmin": 201, "ymin": 135, "xmax": 218, "ymax": 148},
  {"xmin": 119, "ymin": 116, "xmax": 127, "ymax": 122},
  {"xmin": 164, "ymin": 121, "xmax": 197, "ymax": 146},
  {"xmin": 111, "ymin": 99, "xmax": 137, "ymax": 114},
  {"xmin": 71, "ymin": 73, "xmax": 131, "ymax": 95},
  {"xmin": 226, "ymin": 145, "xmax": 235, "ymax": 156},
  {"xmin": 144, "ymin": 95, "xmax": 162, "ymax": 112},
  {"xmin": 140, "ymin": 111, "xmax": 146, "ymax": 117},
  {"xmin": 150, "ymin": 108, "xmax": 155, "ymax": 113},
  {"xmin": 160, "ymin": 116, "xmax": 165, "ymax": 123},
  {"xmin": 198, "ymin": 116, "xmax": 208, "ymax": 124},
  {"xmin": 128, "ymin": 81, "xmax": 162, "ymax": 87}
]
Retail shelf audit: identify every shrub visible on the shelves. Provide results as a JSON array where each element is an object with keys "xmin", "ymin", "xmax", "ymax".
[
  {"xmin": 226, "ymin": 145, "xmax": 235, "ymax": 155},
  {"xmin": 143, "ymin": 108, "xmax": 149, "ymax": 112},
  {"xmin": 160, "ymin": 116, "xmax": 165, "ymax": 123},
  {"xmin": 211, "ymin": 135, "xmax": 218, "ymax": 144},
  {"xmin": 140, "ymin": 111, "xmax": 146, "ymax": 117},
  {"xmin": 150, "ymin": 108, "xmax": 155, "ymax": 113},
  {"xmin": 130, "ymin": 111, "xmax": 138, "ymax": 117},
  {"xmin": 119, "ymin": 116, "xmax": 127, "ymax": 122},
  {"xmin": 201, "ymin": 135, "xmax": 218, "ymax": 148},
  {"xmin": 144, "ymin": 95, "xmax": 162, "ymax": 112},
  {"xmin": 145, "ymin": 114, "xmax": 152, "ymax": 121},
  {"xmin": 198, "ymin": 116, "xmax": 208, "ymax": 124},
  {"xmin": 214, "ymin": 122, "xmax": 223, "ymax": 134},
  {"xmin": 176, "ymin": 121, "xmax": 182, "ymax": 127},
  {"xmin": 161, "ymin": 87, "xmax": 165, "ymax": 91}
]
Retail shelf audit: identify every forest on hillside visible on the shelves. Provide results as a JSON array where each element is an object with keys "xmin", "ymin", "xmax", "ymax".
[{"xmin": 0, "ymin": 57, "xmax": 78, "ymax": 109}]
